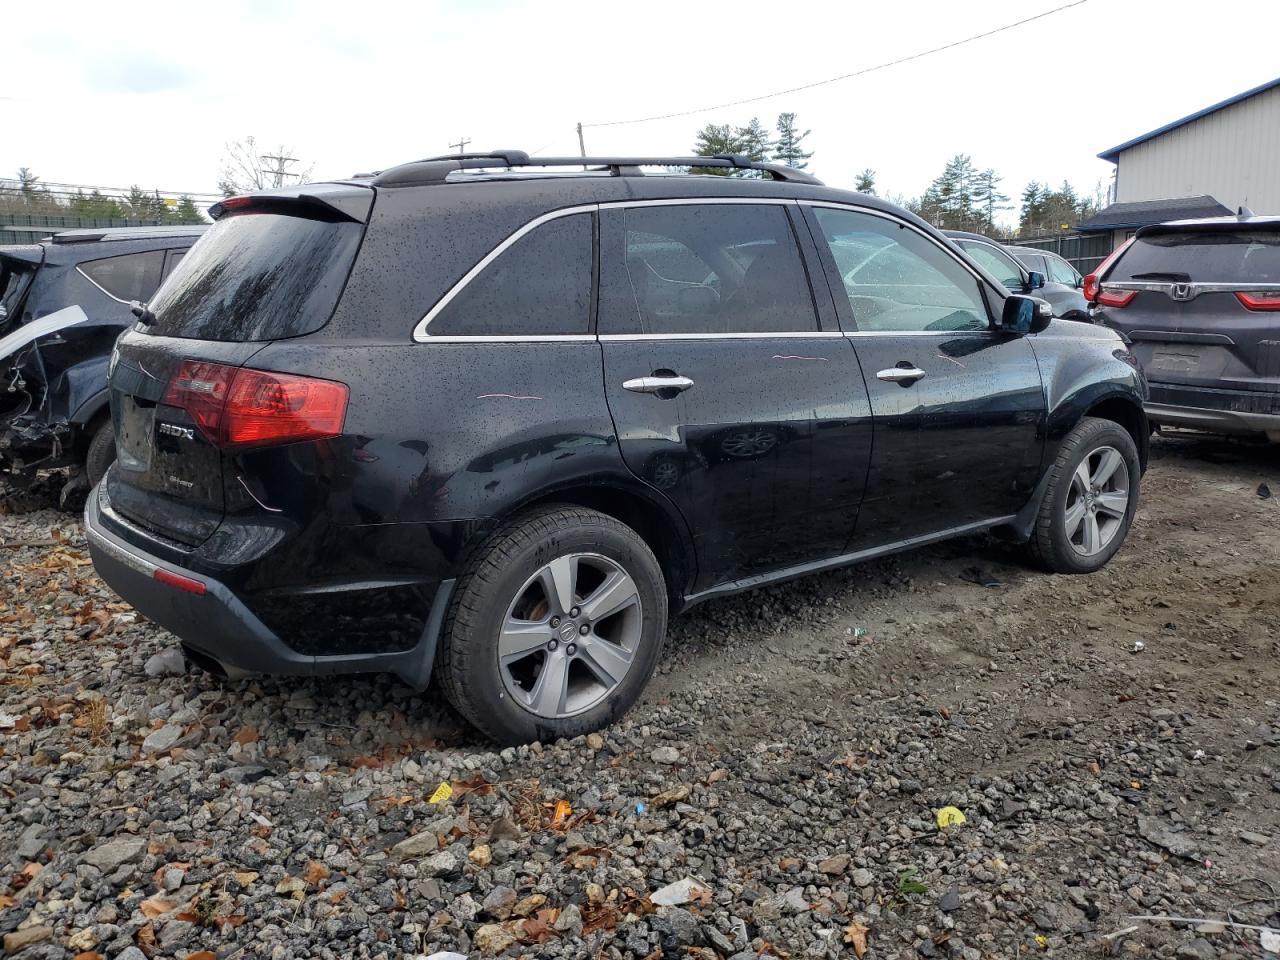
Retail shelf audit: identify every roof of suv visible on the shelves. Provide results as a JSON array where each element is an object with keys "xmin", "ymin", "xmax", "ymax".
[{"xmin": 49, "ymin": 225, "xmax": 208, "ymax": 245}]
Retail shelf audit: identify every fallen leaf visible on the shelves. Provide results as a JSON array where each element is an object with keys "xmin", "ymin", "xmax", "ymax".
[
  {"xmin": 304, "ymin": 861, "xmax": 330, "ymax": 887},
  {"xmin": 844, "ymin": 921, "xmax": 870, "ymax": 957},
  {"xmin": 140, "ymin": 898, "xmax": 176, "ymax": 918},
  {"xmin": 211, "ymin": 915, "xmax": 246, "ymax": 930},
  {"xmin": 232, "ymin": 725, "xmax": 258, "ymax": 745},
  {"xmin": 551, "ymin": 799, "xmax": 573, "ymax": 827},
  {"xmin": 136, "ymin": 923, "xmax": 156, "ymax": 948},
  {"xmin": 185, "ymin": 953, "xmax": 217, "ymax": 960},
  {"xmin": 706, "ymin": 768, "xmax": 730, "ymax": 784},
  {"xmin": 73, "ymin": 954, "xmax": 104, "ymax": 960},
  {"xmin": 231, "ymin": 870, "xmax": 259, "ymax": 886},
  {"xmin": 651, "ymin": 784, "xmax": 689, "ymax": 808},
  {"xmin": 0, "ymin": 894, "xmax": 14, "ymax": 908}
]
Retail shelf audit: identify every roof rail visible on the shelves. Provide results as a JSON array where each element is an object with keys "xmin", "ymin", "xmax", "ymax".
[{"xmin": 371, "ymin": 151, "xmax": 823, "ymax": 187}]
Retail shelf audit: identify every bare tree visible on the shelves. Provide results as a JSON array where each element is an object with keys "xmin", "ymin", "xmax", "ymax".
[{"xmin": 217, "ymin": 136, "xmax": 314, "ymax": 197}]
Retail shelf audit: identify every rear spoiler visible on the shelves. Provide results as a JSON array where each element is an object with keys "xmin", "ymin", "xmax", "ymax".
[
  {"xmin": 1138, "ymin": 217, "xmax": 1280, "ymax": 239},
  {"xmin": 209, "ymin": 182, "xmax": 373, "ymax": 223},
  {"xmin": 0, "ymin": 245, "xmax": 46, "ymax": 267}
]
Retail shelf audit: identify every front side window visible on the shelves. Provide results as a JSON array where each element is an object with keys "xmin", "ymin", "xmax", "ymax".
[
  {"xmin": 813, "ymin": 208, "xmax": 989, "ymax": 332},
  {"xmin": 1047, "ymin": 255, "xmax": 1079, "ymax": 286},
  {"xmin": 958, "ymin": 240, "xmax": 1023, "ymax": 291},
  {"xmin": 430, "ymin": 213, "xmax": 593, "ymax": 336},
  {"xmin": 620, "ymin": 204, "xmax": 818, "ymax": 335},
  {"xmin": 79, "ymin": 250, "xmax": 164, "ymax": 303}
]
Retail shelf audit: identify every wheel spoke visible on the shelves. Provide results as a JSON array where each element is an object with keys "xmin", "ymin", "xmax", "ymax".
[
  {"xmin": 1091, "ymin": 448, "xmax": 1124, "ymax": 487},
  {"xmin": 577, "ymin": 635, "xmax": 634, "ymax": 688},
  {"xmin": 538, "ymin": 556, "xmax": 577, "ymax": 615},
  {"xmin": 499, "ymin": 618, "xmax": 552, "ymax": 662},
  {"xmin": 529, "ymin": 653, "xmax": 570, "ymax": 717},
  {"xmin": 1073, "ymin": 461, "xmax": 1092, "ymax": 495},
  {"xmin": 1096, "ymin": 491, "xmax": 1128, "ymax": 517},
  {"xmin": 580, "ymin": 571, "xmax": 640, "ymax": 623},
  {"xmin": 1064, "ymin": 499, "xmax": 1087, "ymax": 537},
  {"xmin": 1081, "ymin": 513, "xmax": 1101, "ymax": 554}
]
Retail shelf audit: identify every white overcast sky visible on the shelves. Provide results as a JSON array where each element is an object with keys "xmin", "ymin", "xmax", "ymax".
[{"xmin": 2, "ymin": 0, "xmax": 1277, "ymax": 225}]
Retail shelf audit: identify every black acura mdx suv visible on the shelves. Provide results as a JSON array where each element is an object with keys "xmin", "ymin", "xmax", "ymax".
[{"xmin": 86, "ymin": 151, "xmax": 1148, "ymax": 744}]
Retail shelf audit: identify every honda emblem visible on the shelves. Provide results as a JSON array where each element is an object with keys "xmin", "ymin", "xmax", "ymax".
[{"xmin": 1171, "ymin": 283, "xmax": 1193, "ymax": 301}]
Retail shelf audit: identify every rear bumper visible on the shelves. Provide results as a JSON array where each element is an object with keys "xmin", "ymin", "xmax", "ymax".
[
  {"xmin": 1146, "ymin": 383, "xmax": 1280, "ymax": 438},
  {"xmin": 85, "ymin": 490, "xmax": 453, "ymax": 688}
]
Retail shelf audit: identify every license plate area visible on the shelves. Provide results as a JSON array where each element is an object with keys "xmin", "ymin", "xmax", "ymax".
[
  {"xmin": 116, "ymin": 395, "xmax": 156, "ymax": 473},
  {"xmin": 1150, "ymin": 348, "xmax": 1202, "ymax": 375}
]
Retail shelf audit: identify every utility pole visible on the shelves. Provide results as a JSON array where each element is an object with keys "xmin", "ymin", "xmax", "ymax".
[
  {"xmin": 449, "ymin": 137, "xmax": 471, "ymax": 155},
  {"xmin": 576, "ymin": 122, "xmax": 586, "ymax": 158},
  {"xmin": 259, "ymin": 153, "xmax": 300, "ymax": 189}
]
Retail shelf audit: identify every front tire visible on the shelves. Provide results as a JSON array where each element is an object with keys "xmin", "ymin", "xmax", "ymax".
[
  {"xmin": 436, "ymin": 506, "xmax": 668, "ymax": 745},
  {"xmin": 1028, "ymin": 417, "xmax": 1140, "ymax": 574}
]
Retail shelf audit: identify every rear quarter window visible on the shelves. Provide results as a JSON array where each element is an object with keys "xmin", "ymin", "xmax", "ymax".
[
  {"xmin": 79, "ymin": 250, "xmax": 165, "ymax": 303},
  {"xmin": 145, "ymin": 211, "xmax": 363, "ymax": 341},
  {"xmin": 1114, "ymin": 230, "xmax": 1280, "ymax": 282}
]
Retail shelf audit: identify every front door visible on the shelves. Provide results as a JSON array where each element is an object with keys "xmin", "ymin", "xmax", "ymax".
[
  {"xmin": 598, "ymin": 200, "xmax": 874, "ymax": 591},
  {"xmin": 802, "ymin": 203, "xmax": 1045, "ymax": 548}
]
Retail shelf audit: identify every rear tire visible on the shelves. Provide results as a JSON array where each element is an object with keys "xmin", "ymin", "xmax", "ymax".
[
  {"xmin": 84, "ymin": 420, "xmax": 116, "ymax": 487},
  {"xmin": 1027, "ymin": 417, "xmax": 1140, "ymax": 574},
  {"xmin": 436, "ymin": 505, "xmax": 667, "ymax": 745}
]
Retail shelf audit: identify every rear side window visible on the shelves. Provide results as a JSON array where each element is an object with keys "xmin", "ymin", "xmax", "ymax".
[
  {"xmin": 1113, "ymin": 231, "xmax": 1280, "ymax": 282},
  {"xmin": 1, "ymin": 261, "xmax": 36, "ymax": 326},
  {"xmin": 429, "ymin": 213, "xmax": 592, "ymax": 336},
  {"xmin": 79, "ymin": 251, "xmax": 164, "ymax": 303},
  {"xmin": 618, "ymin": 204, "xmax": 818, "ymax": 335},
  {"xmin": 146, "ymin": 212, "xmax": 363, "ymax": 341},
  {"xmin": 1046, "ymin": 256, "xmax": 1079, "ymax": 286}
]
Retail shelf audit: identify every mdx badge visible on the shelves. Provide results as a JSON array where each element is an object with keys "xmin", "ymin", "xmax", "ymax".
[{"xmin": 158, "ymin": 422, "xmax": 195, "ymax": 440}]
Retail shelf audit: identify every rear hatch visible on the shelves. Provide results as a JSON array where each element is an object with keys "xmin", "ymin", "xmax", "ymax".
[
  {"xmin": 1095, "ymin": 222, "xmax": 1280, "ymax": 398},
  {"xmin": 105, "ymin": 187, "xmax": 371, "ymax": 545}
]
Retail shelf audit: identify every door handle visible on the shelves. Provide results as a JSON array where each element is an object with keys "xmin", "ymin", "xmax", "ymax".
[
  {"xmin": 622, "ymin": 375, "xmax": 695, "ymax": 395},
  {"xmin": 876, "ymin": 366, "xmax": 926, "ymax": 384}
]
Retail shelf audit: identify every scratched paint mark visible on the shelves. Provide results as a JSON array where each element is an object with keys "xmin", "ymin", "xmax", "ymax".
[
  {"xmin": 771, "ymin": 355, "xmax": 829, "ymax": 362},
  {"xmin": 937, "ymin": 354, "xmax": 966, "ymax": 367},
  {"xmin": 476, "ymin": 393, "xmax": 544, "ymax": 400}
]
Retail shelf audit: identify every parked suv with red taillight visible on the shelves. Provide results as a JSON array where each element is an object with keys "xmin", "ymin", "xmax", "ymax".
[
  {"xmin": 85, "ymin": 151, "xmax": 1148, "ymax": 745},
  {"xmin": 1087, "ymin": 214, "xmax": 1280, "ymax": 442}
]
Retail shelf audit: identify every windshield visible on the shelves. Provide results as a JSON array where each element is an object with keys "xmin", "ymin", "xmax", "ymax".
[
  {"xmin": 957, "ymin": 240, "xmax": 1023, "ymax": 290},
  {"xmin": 1114, "ymin": 230, "xmax": 1280, "ymax": 283},
  {"xmin": 145, "ymin": 211, "xmax": 364, "ymax": 341}
]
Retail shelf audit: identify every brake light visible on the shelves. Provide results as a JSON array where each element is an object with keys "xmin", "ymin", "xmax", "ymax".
[
  {"xmin": 154, "ymin": 567, "xmax": 206, "ymax": 595},
  {"xmin": 1236, "ymin": 292, "xmax": 1280, "ymax": 312},
  {"xmin": 1084, "ymin": 237, "xmax": 1136, "ymax": 304},
  {"xmin": 163, "ymin": 360, "xmax": 348, "ymax": 449},
  {"xmin": 1097, "ymin": 289, "xmax": 1137, "ymax": 308}
]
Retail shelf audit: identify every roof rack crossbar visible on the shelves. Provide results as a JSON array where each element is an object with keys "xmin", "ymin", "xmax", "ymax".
[{"xmin": 372, "ymin": 151, "xmax": 822, "ymax": 186}]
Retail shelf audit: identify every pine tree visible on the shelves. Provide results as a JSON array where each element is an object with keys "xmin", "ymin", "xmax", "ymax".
[
  {"xmin": 736, "ymin": 117, "xmax": 772, "ymax": 163},
  {"xmin": 854, "ymin": 169, "xmax": 876, "ymax": 195},
  {"xmin": 174, "ymin": 196, "xmax": 204, "ymax": 224},
  {"xmin": 773, "ymin": 112, "xmax": 813, "ymax": 170},
  {"xmin": 692, "ymin": 123, "xmax": 747, "ymax": 175},
  {"xmin": 972, "ymin": 168, "xmax": 1009, "ymax": 231}
]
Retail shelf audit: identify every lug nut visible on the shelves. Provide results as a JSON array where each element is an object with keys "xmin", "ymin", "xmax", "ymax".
[
  {"xmin": 566, "ymin": 644, "xmax": 578, "ymax": 656},
  {"xmin": 579, "ymin": 624, "xmax": 590, "ymax": 635},
  {"xmin": 550, "ymin": 617, "xmax": 561, "ymax": 628},
  {"xmin": 570, "ymin": 607, "xmax": 581, "ymax": 618},
  {"xmin": 548, "ymin": 639, "xmax": 559, "ymax": 651}
]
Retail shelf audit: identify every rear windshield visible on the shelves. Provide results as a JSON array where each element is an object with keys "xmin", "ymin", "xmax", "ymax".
[
  {"xmin": 145, "ymin": 211, "xmax": 363, "ymax": 341},
  {"xmin": 1114, "ymin": 230, "xmax": 1280, "ymax": 283}
]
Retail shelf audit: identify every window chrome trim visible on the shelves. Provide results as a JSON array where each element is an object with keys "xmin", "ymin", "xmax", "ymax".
[
  {"xmin": 415, "ymin": 334, "xmax": 598, "ymax": 343},
  {"xmin": 598, "ymin": 331, "xmax": 843, "ymax": 341},
  {"xmin": 413, "ymin": 197, "xmax": 802, "ymax": 341},
  {"xmin": 842, "ymin": 329, "xmax": 990, "ymax": 338}
]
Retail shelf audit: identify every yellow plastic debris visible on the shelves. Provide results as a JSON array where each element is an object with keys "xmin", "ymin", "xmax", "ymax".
[
  {"xmin": 935, "ymin": 806, "xmax": 967, "ymax": 829},
  {"xmin": 1035, "ymin": 934, "xmax": 1049, "ymax": 950},
  {"xmin": 429, "ymin": 782, "xmax": 453, "ymax": 804}
]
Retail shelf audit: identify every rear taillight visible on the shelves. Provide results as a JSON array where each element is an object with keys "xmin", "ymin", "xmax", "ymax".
[
  {"xmin": 164, "ymin": 360, "xmax": 348, "ymax": 449},
  {"xmin": 1236, "ymin": 292, "xmax": 1280, "ymax": 312},
  {"xmin": 1097, "ymin": 289, "xmax": 1137, "ymax": 308},
  {"xmin": 1084, "ymin": 237, "xmax": 1136, "ymax": 304}
]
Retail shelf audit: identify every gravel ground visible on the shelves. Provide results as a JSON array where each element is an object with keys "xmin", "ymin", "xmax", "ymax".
[{"xmin": 2, "ymin": 434, "xmax": 1278, "ymax": 960}]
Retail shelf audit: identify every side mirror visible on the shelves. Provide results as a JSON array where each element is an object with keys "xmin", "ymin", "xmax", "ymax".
[
  {"xmin": 1027, "ymin": 271, "xmax": 1046, "ymax": 290},
  {"xmin": 999, "ymin": 295, "xmax": 1053, "ymax": 335}
]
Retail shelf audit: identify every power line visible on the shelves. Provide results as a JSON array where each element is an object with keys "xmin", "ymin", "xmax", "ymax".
[
  {"xmin": 582, "ymin": 0, "xmax": 1088, "ymax": 128},
  {"xmin": 1, "ymin": 178, "xmax": 222, "ymax": 199}
]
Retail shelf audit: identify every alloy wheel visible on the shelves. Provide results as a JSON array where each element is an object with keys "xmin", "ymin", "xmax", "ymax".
[
  {"xmin": 1064, "ymin": 445, "xmax": 1130, "ymax": 556},
  {"xmin": 498, "ymin": 553, "xmax": 643, "ymax": 718}
]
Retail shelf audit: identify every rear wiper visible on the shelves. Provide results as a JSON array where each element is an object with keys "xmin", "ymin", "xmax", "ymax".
[
  {"xmin": 1129, "ymin": 271, "xmax": 1191, "ymax": 282},
  {"xmin": 129, "ymin": 300, "xmax": 156, "ymax": 325}
]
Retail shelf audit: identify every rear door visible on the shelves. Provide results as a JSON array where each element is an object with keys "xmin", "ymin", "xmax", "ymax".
[
  {"xmin": 1096, "ymin": 225, "xmax": 1280, "ymax": 398},
  {"xmin": 802, "ymin": 203, "xmax": 1045, "ymax": 547},
  {"xmin": 105, "ymin": 201, "xmax": 367, "ymax": 544},
  {"xmin": 599, "ymin": 199, "xmax": 873, "ymax": 589}
]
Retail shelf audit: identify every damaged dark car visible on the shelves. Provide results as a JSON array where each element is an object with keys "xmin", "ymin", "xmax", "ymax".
[{"xmin": 1, "ymin": 225, "xmax": 205, "ymax": 504}]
